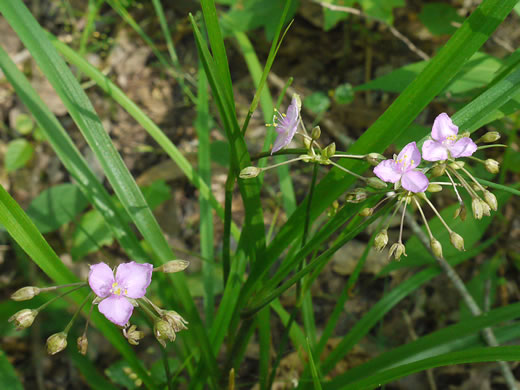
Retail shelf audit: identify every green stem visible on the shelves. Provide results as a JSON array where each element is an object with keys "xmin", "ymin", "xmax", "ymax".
[
  {"xmin": 64, "ymin": 292, "xmax": 93, "ymax": 334},
  {"xmin": 223, "ymin": 168, "xmax": 234, "ymax": 285},
  {"xmin": 37, "ymin": 284, "xmax": 87, "ymax": 313}
]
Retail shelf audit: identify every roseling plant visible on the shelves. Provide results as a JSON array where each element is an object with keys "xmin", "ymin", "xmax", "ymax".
[{"xmin": 2, "ymin": 0, "xmax": 520, "ymax": 388}]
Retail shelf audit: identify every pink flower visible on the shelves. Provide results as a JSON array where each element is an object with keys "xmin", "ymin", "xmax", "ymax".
[
  {"xmin": 422, "ymin": 113, "xmax": 477, "ymax": 161},
  {"xmin": 373, "ymin": 141, "xmax": 429, "ymax": 193},
  {"xmin": 88, "ymin": 262, "xmax": 153, "ymax": 327},
  {"xmin": 271, "ymin": 94, "xmax": 301, "ymax": 154}
]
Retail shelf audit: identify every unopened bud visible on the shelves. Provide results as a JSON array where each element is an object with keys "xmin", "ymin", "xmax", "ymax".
[
  {"xmin": 359, "ymin": 207, "xmax": 373, "ymax": 217},
  {"xmin": 481, "ymin": 200, "xmax": 491, "ymax": 217},
  {"xmin": 156, "ymin": 260, "xmax": 190, "ymax": 273},
  {"xmin": 303, "ymin": 137, "xmax": 312, "ymax": 149},
  {"xmin": 239, "ymin": 166, "xmax": 261, "ymax": 179},
  {"xmin": 453, "ymin": 204, "xmax": 466, "ymax": 221},
  {"xmin": 124, "ymin": 324, "xmax": 145, "ymax": 346},
  {"xmin": 483, "ymin": 190, "xmax": 497, "ymax": 211},
  {"xmin": 471, "ymin": 198, "xmax": 483, "ymax": 220},
  {"xmin": 77, "ymin": 335, "xmax": 88, "ymax": 355},
  {"xmin": 365, "ymin": 153, "xmax": 385, "ymax": 166},
  {"xmin": 323, "ymin": 142, "xmax": 336, "ymax": 159},
  {"xmin": 154, "ymin": 319, "xmax": 175, "ymax": 347},
  {"xmin": 9, "ymin": 309, "xmax": 38, "ymax": 330},
  {"xmin": 311, "ymin": 126, "xmax": 321, "ymax": 140},
  {"xmin": 478, "ymin": 131, "xmax": 500, "ymax": 143},
  {"xmin": 460, "ymin": 131, "xmax": 471, "ymax": 138},
  {"xmin": 388, "ymin": 242, "xmax": 406, "ymax": 261},
  {"xmin": 162, "ymin": 310, "xmax": 189, "ymax": 333},
  {"xmin": 449, "ymin": 161, "xmax": 465, "ymax": 170},
  {"xmin": 430, "ymin": 238, "xmax": 443, "ymax": 258},
  {"xmin": 484, "ymin": 159, "xmax": 499, "ymax": 174},
  {"xmin": 374, "ymin": 230, "xmax": 388, "ymax": 252},
  {"xmin": 427, "ymin": 184, "xmax": 442, "ymax": 193},
  {"xmin": 430, "ymin": 164, "xmax": 446, "ymax": 178},
  {"xmin": 11, "ymin": 286, "xmax": 40, "ymax": 301},
  {"xmin": 367, "ymin": 177, "xmax": 387, "ymax": 189},
  {"xmin": 450, "ymin": 232, "xmax": 465, "ymax": 251},
  {"xmin": 346, "ymin": 188, "xmax": 367, "ymax": 203},
  {"xmin": 47, "ymin": 332, "xmax": 68, "ymax": 355}
]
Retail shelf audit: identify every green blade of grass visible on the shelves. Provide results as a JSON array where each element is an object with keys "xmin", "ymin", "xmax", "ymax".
[
  {"xmin": 0, "ymin": 348, "xmax": 23, "ymax": 390},
  {"xmin": 0, "ymin": 184, "xmax": 157, "ymax": 389}
]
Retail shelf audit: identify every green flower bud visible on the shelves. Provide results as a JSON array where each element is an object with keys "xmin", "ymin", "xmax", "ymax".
[
  {"xmin": 484, "ymin": 159, "xmax": 499, "ymax": 174},
  {"xmin": 480, "ymin": 200, "xmax": 491, "ymax": 217},
  {"xmin": 427, "ymin": 184, "xmax": 442, "ymax": 193},
  {"xmin": 365, "ymin": 153, "xmax": 385, "ymax": 166},
  {"xmin": 9, "ymin": 309, "xmax": 38, "ymax": 330},
  {"xmin": 388, "ymin": 242, "xmax": 406, "ymax": 261},
  {"xmin": 323, "ymin": 142, "xmax": 336, "ymax": 159},
  {"xmin": 47, "ymin": 332, "xmax": 68, "ymax": 355},
  {"xmin": 239, "ymin": 166, "xmax": 261, "ymax": 179},
  {"xmin": 478, "ymin": 131, "xmax": 500, "ymax": 143},
  {"xmin": 450, "ymin": 232, "xmax": 465, "ymax": 251},
  {"xmin": 11, "ymin": 286, "xmax": 40, "ymax": 301},
  {"xmin": 367, "ymin": 177, "xmax": 387, "ymax": 189},
  {"xmin": 460, "ymin": 131, "xmax": 471, "ymax": 138},
  {"xmin": 374, "ymin": 230, "xmax": 388, "ymax": 252},
  {"xmin": 453, "ymin": 203, "xmax": 466, "ymax": 221},
  {"xmin": 162, "ymin": 310, "xmax": 189, "ymax": 333},
  {"xmin": 430, "ymin": 238, "xmax": 443, "ymax": 258},
  {"xmin": 471, "ymin": 198, "xmax": 483, "ymax": 220},
  {"xmin": 430, "ymin": 164, "xmax": 446, "ymax": 178},
  {"xmin": 154, "ymin": 319, "xmax": 175, "ymax": 347},
  {"xmin": 311, "ymin": 126, "xmax": 321, "ymax": 140},
  {"xmin": 124, "ymin": 324, "xmax": 145, "ymax": 346},
  {"xmin": 359, "ymin": 208, "xmax": 373, "ymax": 217},
  {"xmin": 77, "ymin": 335, "xmax": 88, "ymax": 355},
  {"xmin": 346, "ymin": 188, "xmax": 367, "ymax": 203},
  {"xmin": 156, "ymin": 260, "xmax": 190, "ymax": 273},
  {"xmin": 449, "ymin": 161, "xmax": 465, "ymax": 170},
  {"xmin": 483, "ymin": 190, "xmax": 497, "ymax": 211}
]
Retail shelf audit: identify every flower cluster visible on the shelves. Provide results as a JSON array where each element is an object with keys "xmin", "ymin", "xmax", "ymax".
[
  {"xmin": 240, "ymin": 95, "xmax": 503, "ymax": 261},
  {"xmin": 9, "ymin": 259, "xmax": 189, "ymax": 355}
]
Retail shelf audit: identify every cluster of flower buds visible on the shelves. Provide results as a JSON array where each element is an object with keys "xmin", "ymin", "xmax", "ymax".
[
  {"xmin": 8, "ymin": 259, "xmax": 190, "ymax": 355},
  {"xmin": 239, "ymin": 92, "xmax": 503, "ymax": 262}
]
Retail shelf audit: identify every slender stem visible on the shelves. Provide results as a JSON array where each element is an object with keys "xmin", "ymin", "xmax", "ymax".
[
  {"xmin": 413, "ymin": 197, "xmax": 434, "ymax": 240},
  {"xmin": 328, "ymin": 160, "xmax": 366, "ymax": 181},
  {"xmin": 138, "ymin": 299, "xmax": 160, "ymax": 320},
  {"xmin": 251, "ymin": 148, "xmax": 308, "ymax": 161},
  {"xmin": 40, "ymin": 282, "xmax": 86, "ymax": 293},
  {"xmin": 223, "ymin": 169, "xmax": 234, "ymax": 285},
  {"xmin": 405, "ymin": 212, "xmax": 518, "ymax": 390},
  {"xmin": 398, "ymin": 195, "xmax": 409, "ymax": 243},
  {"xmin": 422, "ymin": 195, "xmax": 453, "ymax": 233},
  {"xmin": 477, "ymin": 144, "xmax": 507, "ymax": 150},
  {"xmin": 142, "ymin": 296, "xmax": 164, "ymax": 316},
  {"xmin": 429, "ymin": 181, "xmax": 462, "ymax": 186},
  {"xmin": 444, "ymin": 170, "xmax": 464, "ymax": 205},
  {"xmin": 37, "ymin": 284, "xmax": 88, "ymax": 313},
  {"xmin": 384, "ymin": 197, "xmax": 404, "ymax": 231},
  {"xmin": 469, "ymin": 155, "xmax": 485, "ymax": 163},
  {"xmin": 64, "ymin": 292, "xmax": 93, "ymax": 334},
  {"xmin": 82, "ymin": 299, "xmax": 94, "ymax": 336},
  {"xmin": 161, "ymin": 344, "xmax": 173, "ymax": 390},
  {"xmin": 332, "ymin": 154, "xmax": 365, "ymax": 159},
  {"xmin": 460, "ymin": 166, "xmax": 487, "ymax": 193},
  {"xmin": 449, "ymin": 167, "xmax": 480, "ymax": 199},
  {"xmin": 261, "ymin": 156, "xmax": 305, "ymax": 172}
]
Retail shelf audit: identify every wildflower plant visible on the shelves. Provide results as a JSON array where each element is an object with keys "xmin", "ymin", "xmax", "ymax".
[{"xmin": 2, "ymin": 0, "xmax": 520, "ymax": 389}]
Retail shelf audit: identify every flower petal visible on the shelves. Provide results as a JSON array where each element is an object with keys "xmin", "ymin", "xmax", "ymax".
[
  {"xmin": 88, "ymin": 262, "xmax": 114, "ymax": 298},
  {"xmin": 422, "ymin": 140, "xmax": 449, "ymax": 161},
  {"xmin": 396, "ymin": 141, "xmax": 422, "ymax": 170},
  {"xmin": 98, "ymin": 295, "xmax": 134, "ymax": 327},
  {"xmin": 431, "ymin": 113, "xmax": 458, "ymax": 141},
  {"xmin": 373, "ymin": 159, "xmax": 402, "ymax": 183},
  {"xmin": 115, "ymin": 261, "xmax": 153, "ymax": 299},
  {"xmin": 401, "ymin": 170, "xmax": 429, "ymax": 193},
  {"xmin": 448, "ymin": 137, "xmax": 477, "ymax": 158},
  {"xmin": 286, "ymin": 94, "xmax": 301, "ymax": 123},
  {"xmin": 271, "ymin": 121, "xmax": 299, "ymax": 154}
]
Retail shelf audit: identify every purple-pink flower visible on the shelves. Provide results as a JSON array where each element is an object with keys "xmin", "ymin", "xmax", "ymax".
[
  {"xmin": 271, "ymin": 94, "xmax": 301, "ymax": 154},
  {"xmin": 422, "ymin": 113, "xmax": 477, "ymax": 161},
  {"xmin": 373, "ymin": 141, "xmax": 429, "ymax": 193},
  {"xmin": 88, "ymin": 261, "xmax": 153, "ymax": 327}
]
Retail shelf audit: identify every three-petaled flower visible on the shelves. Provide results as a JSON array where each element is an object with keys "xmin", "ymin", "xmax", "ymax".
[
  {"xmin": 88, "ymin": 261, "xmax": 153, "ymax": 327},
  {"xmin": 422, "ymin": 113, "xmax": 477, "ymax": 161},
  {"xmin": 271, "ymin": 94, "xmax": 301, "ymax": 154},
  {"xmin": 373, "ymin": 141, "xmax": 429, "ymax": 193}
]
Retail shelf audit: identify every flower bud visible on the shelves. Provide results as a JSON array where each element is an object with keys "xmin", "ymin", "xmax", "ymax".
[
  {"xmin": 449, "ymin": 161, "xmax": 465, "ymax": 170},
  {"xmin": 471, "ymin": 198, "xmax": 483, "ymax": 220},
  {"xmin": 449, "ymin": 232, "xmax": 465, "ymax": 251},
  {"xmin": 77, "ymin": 335, "xmax": 88, "ymax": 355},
  {"xmin": 303, "ymin": 137, "xmax": 312, "ymax": 150},
  {"xmin": 430, "ymin": 238, "xmax": 443, "ymax": 258},
  {"xmin": 485, "ymin": 159, "xmax": 499, "ymax": 174},
  {"xmin": 239, "ymin": 166, "xmax": 261, "ymax": 179},
  {"xmin": 346, "ymin": 188, "xmax": 367, "ymax": 203},
  {"xmin": 311, "ymin": 126, "xmax": 321, "ymax": 140},
  {"xmin": 478, "ymin": 131, "xmax": 500, "ymax": 143},
  {"xmin": 483, "ymin": 190, "xmax": 497, "ymax": 211},
  {"xmin": 367, "ymin": 177, "xmax": 387, "ymax": 189},
  {"xmin": 359, "ymin": 207, "xmax": 373, "ymax": 217},
  {"xmin": 427, "ymin": 184, "xmax": 442, "ymax": 193},
  {"xmin": 365, "ymin": 153, "xmax": 385, "ymax": 166},
  {"xmin": 388, "ymin": 242, "xmax": 406, "ymax": 261},
  {"xmin": 124, "ymin": 324, "xmax": 145, "ymax": 346},
  {"xmin": 374, "ymin": 230, "xmax": 388, "ymax": 252},
  {"xmin": 11, "ymin": 286, "xmax": 40, "ymax": 301},
  {"xmin": 156, "ymin": 260, "xmax": 190, "ymax": 273},
  {"xmin": 162, "ymin": 310, "xmax": 189, "ymax": 333},
  {"xmin": 323, "ymin": 142, "xmax": 336, "ymax": 159},
  {"xmin": 460, "ymin": 131, "xmax": 471, "ymax": 138},
  {"xmin": 430, "ymin": 164, "xmax": 446, "ymax": 178},
  {"xmin": 47, "ymin": 332, "xmax": 68, "ymax": 355},
  {"xmin": 9, "ymin": 309, "xmax": 38, "ymax": 330},
  {"xmin": 453, "ymin": 203, "xmax": 466, "ymax": 221},
  {"xmin": 154, "ymin": 319, "xmax": 175, "ymax": 347},
  {"xmin": 480, "ymin": 200, "xmax": 491, "ymax": 217}
]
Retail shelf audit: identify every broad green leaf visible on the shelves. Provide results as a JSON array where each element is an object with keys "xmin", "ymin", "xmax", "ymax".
[
  {"xmin": 71, "ymin": 208, "xmax": 114, "ymax": 260},
  {"xmin": 360, "ymin": 0, "xmax": 405, "ymax": 24},
  {"xmin": 304, "ymin": 92, "xmax": 331, "ymax": 114},
  {"xmin": 0, "ymin": 349, "xmax": 23, "ymax": 390},
  {"xmin": 419, "ymin": 3, "xmax": 464, "ymax": 36},
  {"xmin": 14, "ymin": 113, "xmax": 34, "ymax": 135},
  {"xmin": 26, "ymin": 183, "xmax": 89, "ymax": 234},
  {"xmin": 5, "ymin": 139, "xmax": 33, "ymax": 172},
  {"xmin": 334, "ymin": 83, "xmax": 355, "ymax": 104},
  {"xmin": 141, "ymin": 180, "xmax": 171, "ymax": 210}
]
